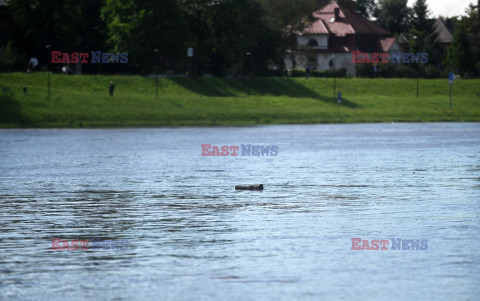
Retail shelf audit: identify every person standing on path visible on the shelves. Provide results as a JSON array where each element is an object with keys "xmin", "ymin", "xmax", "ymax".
[{"xmin": 109, "ymin": 81, "xmax": 115, "ymax": 97}]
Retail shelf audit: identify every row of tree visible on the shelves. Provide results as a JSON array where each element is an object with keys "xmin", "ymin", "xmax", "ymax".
[
  {"xmin": 371, "ymin": 0, "xmax": 480, "ymax": 77},
  {"xmin": 0, "ymin": 0, "xmax": 479, "ymax": 77},
  {"xmin": 1, "ymin": 0, "xmax": 326, "ymax": 75}
]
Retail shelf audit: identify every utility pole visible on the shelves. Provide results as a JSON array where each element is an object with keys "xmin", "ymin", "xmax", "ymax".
[
  {"xmin": 46, "ymin": 45, "xmax": 51, "ymax": 98},
  {"xmin": 331, "ymin": 55, "xmax": 336, "ymax": 99},
  {"xmin": 154, "ymin": 49, "xmax": 159, "ymax": 98},
  {"xmin": 448, "ymin": 72, "xmax": 454, "ymax": 109}
]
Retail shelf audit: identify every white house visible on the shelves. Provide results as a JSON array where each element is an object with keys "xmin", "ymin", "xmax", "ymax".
[{"xmin": 286, "ymin": 1, "xmax": 402, "ymax": 76}]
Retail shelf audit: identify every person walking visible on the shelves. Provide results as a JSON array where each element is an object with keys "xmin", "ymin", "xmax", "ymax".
[{"xmin": 109, "ymin": 81, "xmax": 115, "ymax": 97}]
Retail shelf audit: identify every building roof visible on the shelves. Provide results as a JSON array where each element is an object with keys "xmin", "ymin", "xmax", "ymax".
[
  {"xmin": 378, "ymin": 37, "xmax": 397, "ymax": 51},
  {"xmin": 303, "ymin": 18, "xmax": 330, "ymax": 35},
  {"xmin": 303, "ymin": 2, "xmax": 392, "ymax": 37},
  {"xmin": 433, "ymin": 19, "xmax": 453, "ymax": 44},
  {"xmin": 0, "ymin": 0, "xmax": 8, "ymax": 7},
  {"xmin": 327, "ymin": 36, "xmax": 356, "ymax": 52}
]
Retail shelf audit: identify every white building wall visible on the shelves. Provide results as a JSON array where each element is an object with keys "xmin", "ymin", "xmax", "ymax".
[
  {"xmin": 297, "ymin": 35, "xmax": 328, "ymax": 49},
  {"xmin": 285, "ymin": 34, "xmax": 401, "ymax": 77},
  {"xmin": 285, "ymin": 52, "xmax": 356, "ymax": 76}
]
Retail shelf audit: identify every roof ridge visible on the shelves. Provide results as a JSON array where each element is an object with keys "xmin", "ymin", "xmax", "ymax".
[
  {"xmin": 337, "ymin": 2, "xmax": 392, "ymax": 35},
  {"xmin": 304, "ymin": 1, "xmax": 393, "ymax": 37}
]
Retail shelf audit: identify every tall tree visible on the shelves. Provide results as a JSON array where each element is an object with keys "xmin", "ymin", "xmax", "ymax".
[
  {"xmin": 260, "ymin": 0, "xmax": 328, "ymax": 70},
  {"xmin": 7, "ymin": 0, "xmax": 106, "ymax": 70},
  {"xmin": 373, "ymin": 0, "xmax": 409, "ymax": 34},
  {"xmin": 411, "ymin": 0, "xmax": 434, "ymax": 32},
  {"xmin": 180, "ymin": 0, "xmax": 327, "ymax": 75},
  {"xmin": 337, "ymin": 0, "xmax": 374, "ymax": 18},
  {"xmin": 444, "ymin": 25, "xmax": 474, "ymax": 76},
  {"xmin": 101, "ymin": 0, "xmax": 186, "ymax": 73},
  {"xmin": 454, "ymin": 0, "xmax": 480, "ymax": 75},
  {"xmin": 408, "ymin": 0, "xmax": 440, "ymax": 66},
  {"xmin": 181, "ymin": 0, "xmax": 283, "ymax": 76},
  {"xmin": 261, "ymin": 0, "xmax": 325, "ymax": 30},
  {"xmin": 355, "ymin": 0, "xmax": 375, "ymax": 18}
]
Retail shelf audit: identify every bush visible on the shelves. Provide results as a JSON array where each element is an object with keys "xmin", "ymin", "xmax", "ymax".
[
  {"xmin": 357, "ymin": 63, "xmax": 444, "ymax": 78},
  {"xmin": 260, "ymin": 69, "xmax": 287, "ymax": 77},
  {"xmin": 0, "ymin": 43, "xmax": 23, "ymax": 72},
  {"xmin": 290, "ymin": 69, "xmax": 305, "ymax": 77},
  {"xmin": 423, "ymin": 65, "xmax": 447, "ymax": 78},
  {"xmin": 290, "ymin": 68, "xmax": 346, "ymax": 78},
  {"xmin": 356, "ymin": 64, "xmax": 375, "ymax": 78}
]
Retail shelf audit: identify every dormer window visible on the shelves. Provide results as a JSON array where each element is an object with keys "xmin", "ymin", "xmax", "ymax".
[{"xmin": 308, "ymin": 39, "xmax": 318, "ymax": 46}]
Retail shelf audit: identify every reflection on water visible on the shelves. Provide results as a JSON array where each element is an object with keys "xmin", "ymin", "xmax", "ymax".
[{"xmin": 0, "ymin": 123, "xmax": 479, "ymax": 300}]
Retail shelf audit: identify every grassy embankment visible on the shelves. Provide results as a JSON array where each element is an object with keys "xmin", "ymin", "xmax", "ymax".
[{"xmin": 0, "ymin": 72, "xmax": 479, "ymax": 127}]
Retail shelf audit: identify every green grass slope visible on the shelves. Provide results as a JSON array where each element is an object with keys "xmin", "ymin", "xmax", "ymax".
[{"xmin": 0, "ymin": 72, "xmax": 479, "ymax": 127}]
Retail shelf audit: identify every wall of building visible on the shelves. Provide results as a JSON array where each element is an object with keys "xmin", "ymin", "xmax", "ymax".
[
  {"xmin": 297, "ymin": 35, "xmax": 328, "ymax": 50},
  {"xmin": 285, "ymin": 52, "xmax": 355, "ymax": 76}
]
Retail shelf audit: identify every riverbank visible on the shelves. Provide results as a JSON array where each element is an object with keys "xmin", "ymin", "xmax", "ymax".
[{"xmin": 1, "ymin": 72, "xmax": 479, "ymax": 127}]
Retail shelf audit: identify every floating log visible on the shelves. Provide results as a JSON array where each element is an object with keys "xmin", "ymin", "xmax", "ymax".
[{"xmin": 235, "ymin": 184, "xmax": 263, "ymax": 190}]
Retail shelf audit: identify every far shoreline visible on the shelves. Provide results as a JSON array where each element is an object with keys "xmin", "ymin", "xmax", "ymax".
[
  {"xmin": 1, "ymin": 121, "xmax": 479, "ymax": 130},
  {"xmin": 1, "ymin": 73, "xmax": 479, "ymax": 128}
]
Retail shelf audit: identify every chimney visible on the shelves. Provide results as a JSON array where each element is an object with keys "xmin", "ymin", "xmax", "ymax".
[{"xmin": 334, "ymin": 8, "xmax": 340, "ymax": 21}]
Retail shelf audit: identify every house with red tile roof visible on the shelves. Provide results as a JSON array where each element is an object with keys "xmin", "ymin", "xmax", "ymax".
[{"xmin": 285, "ymin": 1, "xmax": 401, "ymax": 76}]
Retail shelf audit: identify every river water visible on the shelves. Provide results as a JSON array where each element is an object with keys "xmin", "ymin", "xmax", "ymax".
[{"xmin": 0, "ymin": 123, "xmax": 479, "ymax": 300}]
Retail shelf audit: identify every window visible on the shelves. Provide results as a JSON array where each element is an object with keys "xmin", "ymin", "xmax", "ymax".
[{"xmin": 308, "ymin": 39, "xmax": 318, "ymax": 47}]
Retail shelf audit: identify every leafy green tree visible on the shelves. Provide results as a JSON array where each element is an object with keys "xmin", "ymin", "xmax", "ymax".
[
  {"xmin": 260, "ymin": 0, "xmax": 328, "ymax": 70},
  {"xmin": 180, "ymin": 0, "xmax": 313, "ymax": 76},
  {"xmin": 261, "ymin": 0, "xmax": 325, "ymax": 29},
  {"xmin": 0, "ymin": 42, "xmax": 24, "ymax": 71},
  {"xmin": 410, "ymin": 0, "xmax": 433, "ymax": 32},
  {"xmin": 373, "ymin": 0, "xmax": 409, "ymax": 34},
  {"xmin": 444, "ymin": 25, "xmax": 475, "ymax": 77},
  {"xmin": 456, "ymin": 0, "xmax": 480, "ymax": 75},
  {"xmin": 407, "ymin": 0, "xmax": 441, "ymax": 69},
  {"xmin": 7, "ymin": 0, "xmax": 107, "ymax": 70},
  {"xmin": 355, "ymin": 0, "xmax": 375, "ymax": 18},
  {"xmin": 101, "ymin": 0, "xmax": 186, "ymax": 73},
  {"xmin": 337, "ymin": 0, "xmax": 374, "ymax": 18}
]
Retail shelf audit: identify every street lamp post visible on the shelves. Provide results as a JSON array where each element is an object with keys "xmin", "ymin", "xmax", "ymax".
[
  {"xmin": 46, "ymin": 45, "xmax": 51, "ymax": 98},
  {"xmin": 417, "ymin": 75, "xmax": 419, "ymax": 98},
  {"xmin": 154, "ymin": 49, "xmax": 159, "ymax": 98},
  {"xmin": 331, "ymin": 55, "xmax": 336, "ymax": 100},
  {"xmin": 413, "ymin": 35, "xmax": 419, "ymax": 99}
]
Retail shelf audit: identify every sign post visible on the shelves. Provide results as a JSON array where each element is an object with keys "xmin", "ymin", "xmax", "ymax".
[
  {"xmin": 187, "ymin": 48, "xmax": 194, "ymax": 77},
  {"xmin": 448, "ymin": 72, "xmax": 454, "ymax": 109},
  {"xmin": 417, "ymin": 76, "xmax": 419, "ymax": 98},
  {"xmin": 154, "ymin": 48, "xmax": 159, "ymax": 98},
  {"xmin": 46, "ymin": 45, "xmax": 51, "ymax": 98},
  {"xmin": 337, "ymin": 91, "xmax": 342, "ymax": 116},
  {"xmin": 331, "ymin": 55, "xmax": 336, "ymax": 99}
]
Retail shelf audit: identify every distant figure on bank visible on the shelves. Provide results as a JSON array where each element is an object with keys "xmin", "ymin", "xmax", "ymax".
[
  {"xmin": 23, "ymin": 85, "xmax": 27, "ymax": 94},
  {"xmin": 26, "ymin": 61, "xmax": 34, "ymax": 73},
  {"xmin": 62, "ymin": 65, "xmax": 72, "ymax": 75},
  {"xmin": 109, "ymin": 81, "xmax": 115, "ymax": 97},
  {"xmin": 305, "ymin": 67, "xmax": 310, "ymax": 79}
]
